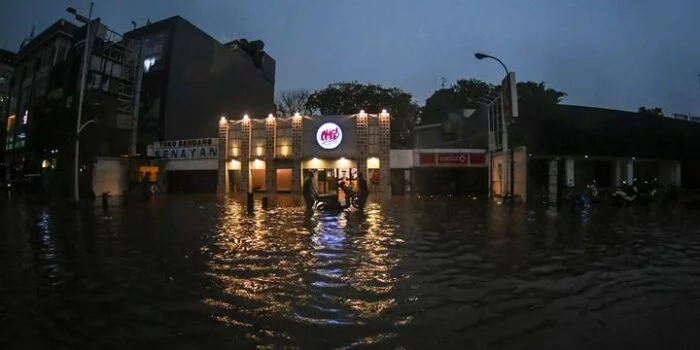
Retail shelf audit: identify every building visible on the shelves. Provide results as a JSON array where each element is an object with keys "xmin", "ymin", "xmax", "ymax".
[
  {"xmin": 142, "ymin": 111, "xmax": 391, "ymax": 196},
  {"xmin": 101, "ymin": 16, "xmax": 277, "ymax": 196},
  {"xmin": 0, "ymin": 48, "xmax": 17, "ymax": 180},
  {"xmin": 124, "ymin": 16, "xmax": 275, "ymax": 155},
  {"xmin": 1, "ymin": 16, "xmax": 145, "ymax": 196},
  {"xmin": 507, "ymin": 104, "xmax": 700, "ymax": 204},
  {"xmin": 669, "ymin": 113, "xmax": 700, "ymax": 123},
  {"xmin": 410, "ymin": 108, "xmax": 489, "ymax": 195},
  {"xmin": 2, "ymin": 19, "xmax": 78, "ymax": 182}
]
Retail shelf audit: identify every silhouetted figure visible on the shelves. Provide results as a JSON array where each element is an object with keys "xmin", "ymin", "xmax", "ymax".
[
  {"xmin": 141, "ymin": 172, "xmax": 151, "ymax": 202},
  {"xmin": 303, "ymin": 171, "xmax": 317, "ymax": 211},
  {"xmin": 358, "ymin": 172, "xmax": 369, "ymax": 210}
]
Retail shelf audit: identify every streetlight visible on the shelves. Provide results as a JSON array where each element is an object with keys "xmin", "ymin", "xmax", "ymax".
[
  {"xmin": 474, "ymin": 52, "xmax": 510, "ymax": 75},
  {"xmin": 475, "ymin": 52, "xmax": 514, "ymax": 203},
  {"xmin": 67, "ymin": 2, "xmax": 94, "ymax": 202}
]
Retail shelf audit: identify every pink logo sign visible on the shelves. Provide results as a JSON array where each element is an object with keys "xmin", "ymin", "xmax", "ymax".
[{"xmin": 316, "ymin": 122, "xmax": 343, "ymax": 149}]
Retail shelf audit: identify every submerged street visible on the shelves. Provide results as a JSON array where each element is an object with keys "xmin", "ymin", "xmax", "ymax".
[{"xmin": 2, "ymin": 195, "xmax": 700, "ymax": 349}]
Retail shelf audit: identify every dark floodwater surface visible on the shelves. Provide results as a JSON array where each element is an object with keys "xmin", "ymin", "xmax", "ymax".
[{"xmin": 2, "ymin": 195, "xmax": 700, "ymax": 349}]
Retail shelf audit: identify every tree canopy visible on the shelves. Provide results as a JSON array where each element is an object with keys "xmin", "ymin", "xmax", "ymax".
[
  {"xmin": 305, "ymin": 82, "xmax": 420, "ymax": 148},
  {"xmin": 638, "ymin": 106, "xmax": 664, "ymax": 117},
  {"xmin": 421, "ymin": 79, "xmax": 566, "ymax": 125},
  {"xmin": 420, "ymin": 79, "xmax": 497, "ymax": 125}
]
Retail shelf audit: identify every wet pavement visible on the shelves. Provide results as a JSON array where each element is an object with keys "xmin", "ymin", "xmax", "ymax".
[{"xmin": 1, "ymin": 195, "xmax": 700, "ymax": 349}]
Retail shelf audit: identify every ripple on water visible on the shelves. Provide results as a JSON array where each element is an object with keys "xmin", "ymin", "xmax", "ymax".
[{"xmin": 2, "ymin": 196, "xmax": 700, "ymax": 348}]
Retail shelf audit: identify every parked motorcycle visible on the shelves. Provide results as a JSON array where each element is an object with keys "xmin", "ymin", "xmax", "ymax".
[
  {"xmin": 569, "ymin": 180, "xmax": 600, "ymax": 207},
  {"xmin": 587, "ymin": 180, "xmax": 601, "ymax": 205},
  {"xmin": 314, "ymin": 182, "xmax": 361, "ymax": 212}
]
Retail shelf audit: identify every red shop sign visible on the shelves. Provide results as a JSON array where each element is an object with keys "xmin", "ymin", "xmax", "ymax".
[
  {"xmin": 419, "ymin": 153, "xmax": 436, "ymax": 165},
  {"xmin": 438, "ymin": 153, "xmax": 468, "ymax": 164},
  {"xmin": 469, "ymin": 153, "xmax": 486, "ymax": 165}
]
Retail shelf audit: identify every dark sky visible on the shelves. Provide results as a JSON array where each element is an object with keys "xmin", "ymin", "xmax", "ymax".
[{"xmin": 2, "ymin": 0, "xmax": 699, "ymax": 114}]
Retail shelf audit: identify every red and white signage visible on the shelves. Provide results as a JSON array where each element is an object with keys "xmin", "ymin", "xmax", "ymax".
[
  {"xmin": 438, "ymin": 153, "xmax": 468, "ymax": 164},
  {"xmin": 469, "ymin": 153, "xmax": 486, "ymax": 165},
  {"xmin": 418, "ymin": 152, "xmax": 487, "ymax": 167},
  {"xmin": 419, "ymin": 153, "xmax": 436, "ymax": 165},
  {"xmin": 316, "ymin": 122, "xmax": 343, "ymax": 149}
]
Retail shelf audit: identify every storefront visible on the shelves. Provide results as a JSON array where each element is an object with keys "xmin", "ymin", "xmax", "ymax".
[
  {"xmin": 218, "ymin": 111, "xmax": 391, "ymax": 196},
  {"xmin": 145, "ymin": 137, "xmax": 220, "ymax": 193}
]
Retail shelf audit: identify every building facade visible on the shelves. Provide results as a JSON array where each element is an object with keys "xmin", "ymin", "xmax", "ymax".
[
  {"xmin": 0, "ymin": 49, "xmax": 17, "ymax": 180},
  {"xmin": 2, "ymin": 20, "xmax": 77, "ymax": 181},
  {"xmin": 125, "ymin": 16, "xmax": 275, "ymax": 155},
  {"xmin": 411, "ymin": 108, "xmax": 489, "ymax": 195},
  {"xmin": 216, "ymin": 111, "xmax": 392, "ymax": 196}
]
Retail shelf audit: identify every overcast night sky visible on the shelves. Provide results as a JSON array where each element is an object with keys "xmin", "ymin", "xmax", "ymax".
[{"xmin": 1, "ymin": 0, "xmax": 699, "ymax": 114}]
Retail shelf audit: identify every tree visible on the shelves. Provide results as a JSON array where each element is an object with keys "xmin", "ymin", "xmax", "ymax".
[
  {"xmin": 516, "ymin": 81, "xmax": 567, "ymax": 105},
  {"xmin": 275, "ymin": 89, "xmax": 312, "ymax": 116},
  {"xmin": 421, "ymin": 79, "xmax": 567, "ymax": 125},
  {"xmin": 305, "ymin": 82, "xmax": 420, "ymax": 148},
  {"xmin": 638, "ymin": 106, "xmax": 664, "ymax": 117},
  {"xmin": 421, "ymin": 79, "xmax": 498, "ymax": 125},
  {"xmin": 516, "ymin": 81, "xmax": 567, "ymax": 116}
]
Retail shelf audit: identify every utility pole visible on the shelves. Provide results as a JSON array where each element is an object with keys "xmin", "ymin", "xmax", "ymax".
[
  {"xmin": 475, "ymin": 52, "xmax": 516, "ymax": 203},
  {"xmin": 130, "ymin": 43, "xmax": 143, "ymax": 155},
  {"xmin": 67, "ymin": 2, "xmax": 94, "ymax": 202}
]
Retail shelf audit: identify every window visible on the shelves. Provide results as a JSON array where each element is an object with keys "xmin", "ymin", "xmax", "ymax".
[
  {"xmin": 47, "ymin": 46, "xmax": 56, "ymax": 67},
  {"xmin": 56, "ymin": 46, "xmax": 67, "ymax": 63}
]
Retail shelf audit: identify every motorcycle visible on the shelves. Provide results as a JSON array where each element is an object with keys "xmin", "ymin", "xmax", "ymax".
[
  {"xmin": 313, "ymin": 183, "xmax": 362, "ymax": 212},
  {"xmin": 570, "ymin": 180, "xmax": 601, "ymax": 207},
  {"xmin": 612, "ymin": 180, "xmax": 638, "ymax": 206}
]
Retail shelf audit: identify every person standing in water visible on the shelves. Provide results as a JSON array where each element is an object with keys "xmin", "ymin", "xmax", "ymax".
[
  {"xmin": 358, "ymin": 172, "xmax": 369, "ymax": 210},
  {"xmin": 303, "ymin": 171, "xmax": 317, "ymax": 211}
]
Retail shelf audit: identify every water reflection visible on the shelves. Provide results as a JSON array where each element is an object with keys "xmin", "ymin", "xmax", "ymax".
[{"xmin": 2, "ymin": 196, "xmax": 700, "ymax": 349}]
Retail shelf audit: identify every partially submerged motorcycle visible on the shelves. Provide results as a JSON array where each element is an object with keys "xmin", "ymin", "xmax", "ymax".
[{"xmin": 314, "ymin": 184, "xmax": 362, "ymax": 212}]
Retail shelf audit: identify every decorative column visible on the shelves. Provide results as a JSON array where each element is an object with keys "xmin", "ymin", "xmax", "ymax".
[
  {"xmin": 240, "ymin": 115, "xmax": 251, "ymax": 193},
  {"xmin": 265, "ymin": 114, "xmax": 276, "ymax": 195},
  {"xmin": 565, "ymin": 158, "xmax": 575, "ymax": 188},
  {"xmin": 614, "ymin": 160, "xmax": 622, "ymax": 185},
  {"xmin": 626, "ymin": 159, "xmax": 634, "ymax": 183},
  {"xmin": 378, "ymin": 110, "xmax": 391, "ymax": 197},
  {"xmin": 216, "ymin": 117, "xmax": 229, "ymax": 194},
  {"xmin": 291, "ymin": 113, "xmax": 303, "ymax": 193},
  {"xmin": 673, "ymin": 161, "xmax": 682, "ymax": 187},
  {"xmin": 356, "ymin": 110, "xmax": 368, "ymax": 181}
]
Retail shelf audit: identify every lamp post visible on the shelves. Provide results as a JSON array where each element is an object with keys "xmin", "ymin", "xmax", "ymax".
[
  {"xmin": 67, "ymin": 2, "xmax": 94, "ymax": 202},
  {"xmin": 475, "ymin": 52, "xmax": 514, "ymax": 203}
]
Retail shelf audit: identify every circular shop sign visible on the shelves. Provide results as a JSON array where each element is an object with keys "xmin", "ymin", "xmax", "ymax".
[{"xmin": 316, "ymin": 122, "xmax": 343, "ymax": 150}]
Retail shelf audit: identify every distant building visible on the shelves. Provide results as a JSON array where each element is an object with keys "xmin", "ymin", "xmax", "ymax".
[
  {"xmin": 2, "ymin": 19, "xmax": 77, "ymax": 180},
  {"xmin": 124, "ymin": 16, "xmax": 275, "ymax": 156},
  {"xmin": 669, "ymin": 113, "xmax": 700, "ymax": 123},
  {"xmin": 2, "ymin": 17, "xmax": 143, "ymax": 197},
  {"xmin": 0, "ymin": 48, "xmax": 17, "ymax": 180},
  {"xmin": 411, "ymin": 108, "xmax": 488, "ymax": 195}
]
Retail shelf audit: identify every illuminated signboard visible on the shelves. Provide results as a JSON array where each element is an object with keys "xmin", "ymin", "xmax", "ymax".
[
  {"xmin": 316, "ymin": 122, "xmax": 343, "ymax": 150},
  {"xmin": 149, "ymin": 138, "xmax": 219, "ymax": 160}
]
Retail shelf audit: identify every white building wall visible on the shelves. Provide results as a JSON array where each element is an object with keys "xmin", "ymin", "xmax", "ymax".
[
  {"xmin": 390, "ymin": 150, "xmax": 413, "ymax": 168},
  {"xmin": 92, "ymin": 158, "xmax": 127, "ymax": 195}
]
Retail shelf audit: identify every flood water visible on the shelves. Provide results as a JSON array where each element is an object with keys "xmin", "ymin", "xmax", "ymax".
[{"xmin": 2, "ymin": 195, "xmax": 700, "ymax": 349}]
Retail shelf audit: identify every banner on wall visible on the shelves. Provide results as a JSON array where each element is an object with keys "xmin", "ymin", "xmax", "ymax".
[{"xmin": 148, "ymin": 138, "xmax": 219, "ymax": 160}]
